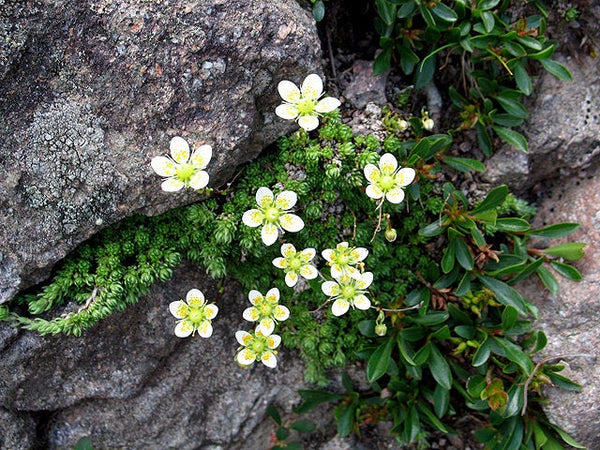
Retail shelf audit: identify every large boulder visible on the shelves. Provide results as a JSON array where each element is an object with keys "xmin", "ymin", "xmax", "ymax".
[
  {"xmin": 483, "ymin": 53, "xmax": 600, "ymax": 192},
  {"xmin": 517, "ymin": 164, "xmax": 600, "ymax": 446},
  {"xmin": 0, "ymin": 0, "xmax": 322, "ymax": 304}
]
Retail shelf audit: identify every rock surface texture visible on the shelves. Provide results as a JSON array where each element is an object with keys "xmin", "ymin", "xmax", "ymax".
[
  {"xmin": 0, "ymin": 0, "xmax": 321, "ymax": 304},
  {"xmin": 518, "ymin": 165, "xmax": 600, "ymax": 446},
  {"xmin": 483, "ymin": 53, "xmax": 600, "ymax": 192}
]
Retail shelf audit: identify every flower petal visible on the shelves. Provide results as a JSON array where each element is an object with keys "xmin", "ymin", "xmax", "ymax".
[
  {"xmin": 243, "ymin": 307, "xmax": 259, "ymax": 322},
  {"xmin": 151, "ymin": 156, "xmax": 177, "ymax": 177},
  {"xmin": 256, "ymin": 187, "xmax": 274, "ymax": 208},
  {"xmin": 275, "ymin": 191, "xmax": 297, "ymax": 210},
  {"xmin": 266, "ymin": 288, "xmax": 280, "ymax": 302},
  {"xmin": 161, "ymin": 178, "xmax": 185, "ymax": 192},
  {"xmin": 278, "ymin": 80, "xmax": 301, "ymax": 103},
  {"xmin": 363, "ymin": 164, "xmax": 380, "ymax": 183},
  {"xmin": 301, "ymin": 74, "xmax": 323, "ymax": 100},
  {"xmin": 261, "ymin": 351, "xmax": 277, "ymax": 368},
  {"xmin": 170, "ymin": 136, "xmax": 190, "ymax": 163},
  {"xmin": 285, "ymin": 271, "xmax": 298, "ymax": 287},
  {"xmin": 189, "ymin": 170, "xmax": 209, "ymax": 190},
  {"xmin": 169, "ymin": 300, "xmax": 188, "ymax": 319},
  {"xmin": 331, "ymin": 299, "xmax": 350, "ymax": 316},
  {"xmin": 379, "ymin": 153, "xmax": 398, "ymax": 174},
  {"xmin": 205, "ymin": 304, "xmax": 219, "ymax": 320},
  {"xmin": 345, "ymin": 266, "xmax": 361, "ymax": 280},
  {"xmin": 299, "ymin": 264, "xmax": 318, "ymax": 280},
  {"xmin": 315, "ymin": 97, "xmax": 341, "ymax": 113},
  {"xmin": 248, "ymin": 290, "xmax": 263, "ymax": 305},
  {"xmin": 297, "ymin": 114, "xmax": 319, "ymax": 131},
  {"xmin": 396, "ymin": 167, "xmax": 416, "ymax": 186},
  {"xmin": 235, "ymin": 330, "xmax": 252, "ymax": 346},
  {"xmin": 352, "ymin": 247, "xmax": 369, "ymax": 262},
  {"xmin": 174, "ymin": 320, "xmax": 193, "ymax": 338},
  {"xmin": 353, "ymin": 294, "xmax": 371, "ymax": 310},
  {"xmin": 366, "ymin": 184, "xmax": 384, "ymax": 200},
  {"xmin": 261, "ymin": 223, "xmax": 279, "ymax": 246},
  {"xmin": 300, "ymin": 248, "xmax": 316, "ymax": 261},
  {"xmin": 267, "ymin": 334, "xmax": 281, "ymax": 349},
  {"xmin": 257, "ymin": 318, "xmax": 275, "ymax": 336},
  {"xmin": 281, "ymin": 243, "xmax": 296, "ymax": 257},
  {"xmin": 322, "ymin": 249, "xmax": 334, "ymax": 262},
  {"xmin": 275, "ymin": 103, "xmax": 299, "ymax": 120},
  {"xmin": 358, "ymin": 272, "xmax": 374, "ymax": 289},
  {"xmin": 197, "ymin": 321, "xmax": 213, "ymax": 338},
  {"xmin": 273, "ymin": 257, "xmax": 287, "ymax": 269},
  {"xmin": 190, "ymin": 144, "xmax": 212, "ymax": 169},
  {"xmin": 279, "ymin": 214, "xmax": 304, "ymax": 232},
  {"xmin": 322, "ymin": 281, "xmax": 340, "ymax": 297},
  {"xmin": 237, "ymin": 348, "xmax": 256, "ymax": 366},
  {"xmin": 330, "ymin": 264, "xmax": 344, "ymax": 280},
  {"xmin": 186, "ymin": 289, "xmax": 205, "ymax": 303},
  {"xmin": 274, "ymin": 305, "xmax": 290, "ymax": 321},
  {"xmin": 242, "ymin": 209, "xmax": 264, "ymax": 228},
  {"xmin": 385, "ymin": 187, "xmax": 405, "ymax": 204}
]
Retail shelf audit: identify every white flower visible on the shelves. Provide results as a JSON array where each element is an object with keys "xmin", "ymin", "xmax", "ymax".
[
  {"xmin": 321, "ymin": 272, "xmax": 373, "ymax": 317},
  {"xmin": 151, "ymin": 136, "xmax": 212, "ymax": 192},
  {"xmin": 242, "ymin": 187, "xmax": 304, "ymax": 246},
  {"xmin": 235, "ymin": 330, "xmax": 281, "ymax": 368},
  {"xmin": 364, "ymin": 153, "xmax": 416, "ymax": 204},
  {"xmin": 242, "ymin": 288, "xmax": 290, "ymax": 335},
  {"xmin": 421, "ymin": 111, "xmax": 434, "ymax": 131},
  {"xmin": 169, "ymin": 288, "xmax": 218, "ymax": 338},
  {"xmin": 322, "ymin": 242, "xmax": 368, "ymax": 280},
  {"xmin": 272, "ymin": 243, "xmax": 318, "ymax": 287},
  {"xmin": 275, "ymin": 73, "xmax": 341, "ymax": 131}
]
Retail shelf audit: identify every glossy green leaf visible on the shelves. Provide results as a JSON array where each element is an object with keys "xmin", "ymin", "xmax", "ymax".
[
  {"xmin": 415, "ymin": 54, "xmax": 436, "ymax": 89},
  {"xmin": 543, "ymin": 242, "xmax": 586, "ymax": 260},
  {"xmin": 433, "ymin": 384, "xmax": 450, "ymax": 418},
  {"xmin": 494, "ymin": 93, "xmax": 528, "ymax": 118},
  {"xmin": 411, "ymin": 311, "xmax": 449, "ymax": 326},
  {"xmin": 472, "ymin": 337, "xmax": 491, "ymax": 367},
  {"xmin": 470, "ymin": 185, "xmax": 509, "ymax": 214},
  {"xmin": 443, "ymin": 156, "xmax": 486, "ymax": 172},
  {"xmin": 528, "ymin": 222, "xmax": 580, "ymax": 239},
  {"xmin": 492, "ymin": 125, "xmax": 528, "ymax": 153},
  {"xmin": 312, "ymin": 0, "xmax": 325, "ymax": 21},
  {"xmin": 495, "ymin": 217, "xmax": 530, "ymax": 232},
  {"xmin": 428, "ymin": 343, "xmax": 452, "ymax": 389},
  {"xmin": 397, "ymin": 0, "xmax": 417, "ymax": 18},
  {"xmin": 493, "ymin": 337, "xmax": 534, "ymax": 373},
  {"xmin": 276, "ymin": 426, "xmax": 290, "ymax": 441},
  {"xmin": 513, "ymin": 61, "xmax": 532, "ymax": 95},
  {"xmin": 477, "ymin": 0, "xmax": 501, "ymax": 10},
  {"xmin": 478, "ymin": 275, "xmax": 527, "ymax": 315},
  {"xmin": 291, "ymin": 419, "xmax": 316, "ymax": 433},
  {"xmin": 295, "ymin": 390, "xmax": 344, "ymax": 414},
  {"xmin": 419, "ymin": 220, "xmax": 447, "ymax": 237},
  {"xmin": 432, "ymin": 3, "xmax": 457, "ymax": 22},
  {"xmin": 376, "ymin": 0, "xmax": 397, "ymax": 25},
  {"xmin": 266, "ymin": 405, "xmax": 282, "ymax": 425},
  {"xmin": 373, "ymin": 47, "xmax": 392, "ymax": 75},
  {"xmin": 550, "ymin": 261, "xmax": 583, "ymax": 281},
  {"xmin": 367, "ymin": 337, "xmax": 394, "ymax": 382},
  {"xmin": 441, "ymin": 240, "xmax": 456, "ymax": 274},
  {"xmin": 481, "ymin": 11, "xmax": 495, "ymax": 33},
  {"xmin": 337, "ymin": 403, "xmax": 356, "ymax": 437},
  {"xmin": 417, "ymin": 401, "xmax": 452, "ymax": 433},
  {"xmin": 501, "ymin": 306, "xmax": 518, "ymax": 331},
  {"xmin": 536, "ymin": 265, "xmax": 559, "ymax": 295},
  {"xmin": 540, "ymin": 59, "xmax": 573, "ymax": 81},
  {"xmin": 515, "ymin": 35, "xmax": 543, "ymax": 51},
  {"xmin": 455, "ymin": 238, "xmax": 474, "ymax": 270}
]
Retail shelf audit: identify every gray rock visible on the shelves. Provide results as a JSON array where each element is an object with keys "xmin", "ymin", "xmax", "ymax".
[
  {"xmin": 0, "ymin": 407, "xmax": 37, "ymax": 450},
  {"xmin": 343, "ymin": 60, "xmax": 388, "ymax": 109},
  {"xmin": 483, "ymin": 53, "xmax": 600, "ymax": 191},
  {"xmin": 517, "ymin": 165, "xmax": 600, "ymax": 446},
  {"xmin": 0, "ymin": 0, "xmax": 322, "ymax": 304}
]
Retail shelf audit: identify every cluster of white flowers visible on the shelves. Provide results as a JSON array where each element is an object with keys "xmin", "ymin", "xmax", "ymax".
[{"xmin": 158, "ymin": 73, "xmax": 418, "ymax": 371}]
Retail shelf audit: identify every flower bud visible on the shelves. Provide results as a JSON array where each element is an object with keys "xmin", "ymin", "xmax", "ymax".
[
  {"xmin": 422, "ymin": 118, "xmax": 434, "ymax": 131},
  {"xmin": 375, "ymin": 323, "xmax": 387, "ymax": 336},
  {"xmin": 385, "ymin": 227, "xmax": 397, "ymax": 242}
]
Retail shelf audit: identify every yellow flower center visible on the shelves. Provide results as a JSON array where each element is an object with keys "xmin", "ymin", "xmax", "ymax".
[
  {"xmin": 379, "ymin": 175, "xmax": 396, "ymax": 191},
  {"xmin": 176, "ymin": 163, "xmax": 196, "ymax": 183},
  {"xmin": 250, "ymin": 335, "xmax": 268, "ymax": 354},
  {"xmin": 296, "ymin": 97, "xmax": 316, "ymax": 115},
  {"xmin": 288, "ymin": 254, "xmax": 303, "ymax": 272},
  {"xmin": 264, "ymin": 206, "xmax": 281, "ymax": 223},
  {"xmin": 335, "ymin": 250, "xmax": 351, "ymax": 266},
  {"xmin": 188, "ymin": 307, "xmax": 205, "ymax": 324},
  {"xmin": 341, "ymin": 285, "xmax": 356, "ymax": 300}
]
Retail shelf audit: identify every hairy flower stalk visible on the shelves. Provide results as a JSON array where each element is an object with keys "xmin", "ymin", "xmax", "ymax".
[
  {"xmin": 242, "ymin": 187, "xmax": 304, "ymax": 246},
  {"xmin": 169, "ymin": 289, "xmax": 218, "ymax": 338},
  {"xmin": 151, "ymin": 136, "xmax": 212, "ymax": 192},
  {"xmin": 275, "ymin": 73, "xmax": 341, "ymax": 131}
]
